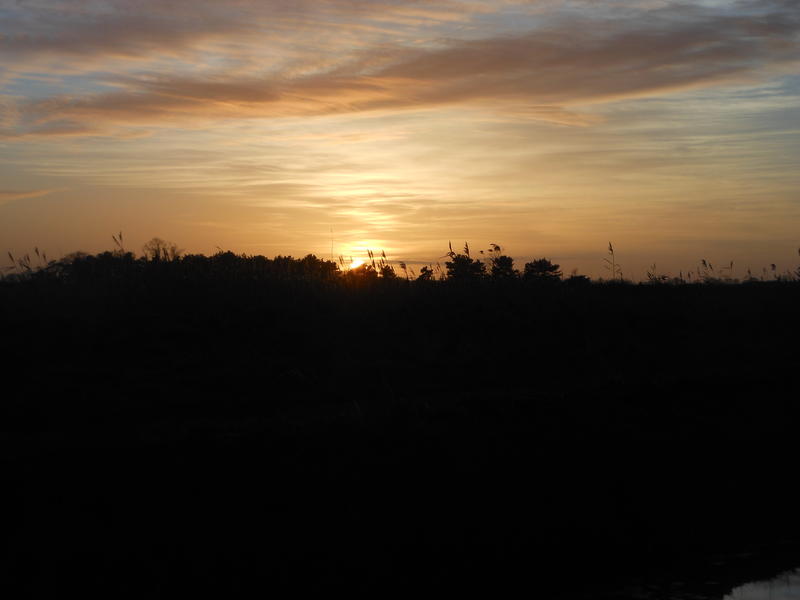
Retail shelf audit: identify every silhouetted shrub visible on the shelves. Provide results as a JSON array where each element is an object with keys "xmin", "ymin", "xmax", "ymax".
[
  {"xmin": 523, "ymin": 258, "xmax": 561, "ymax": 281},
  {"xmin": 417, "ymin": 266, "xmax": 435, "ymax": 282},
  {"xmin": 379, "ymin": 264, "xmax": 398, "ymax": 279},
  {"xmin": 646, "ymin": 264, "xmax": 671, "ymax": 284},
  {"xmin": 480, "ymin": 243, "xmax": 517, "ymax": 280},
  {"xmin": 345, "ymin": 263, "xmax": 378, "ymax": 281},
  {"xmin": 564, "ymin": 273, "xmax": 591, "ymax": 287}
]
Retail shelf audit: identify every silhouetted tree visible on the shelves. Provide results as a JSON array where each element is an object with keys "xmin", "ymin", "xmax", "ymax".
[
  {"xmin": 299, "ymin": 254, "xmax": 338, "ymax": 279},
  {"xmin": 523, "ymin": 258, "xmax": 561, "ymax": 281},
  {"xmin": 445, "ymin": 241, "xmax": 486, "ymax": 282},
  {"xmin": 143, "ymin": 237, "xmax": 181, "ymax": 262},
  {"xmin": 445, "ymin": 254, "xmax": 486, "ymax": 281},
  {"xmin": 490, "ymin": 255, "xmax": 517, "ymax": 279}
]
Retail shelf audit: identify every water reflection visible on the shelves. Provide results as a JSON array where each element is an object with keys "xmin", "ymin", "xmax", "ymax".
[{"xmin": 727, "ymin": 570, "xmax": 800, "ymax": 600}]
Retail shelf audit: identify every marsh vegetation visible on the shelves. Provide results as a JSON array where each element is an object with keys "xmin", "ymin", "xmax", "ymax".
[{"xmin": 3, "ymin": 238, "xmax": 800, "ymax": 595}]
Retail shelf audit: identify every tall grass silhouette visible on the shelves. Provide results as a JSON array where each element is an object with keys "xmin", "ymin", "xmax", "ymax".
[{"xmin": 2, "ymin": 234, "xmax": 800, "ymax": 597}]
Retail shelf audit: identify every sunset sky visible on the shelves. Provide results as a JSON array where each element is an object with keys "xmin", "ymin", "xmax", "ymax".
[{"xmin": 1, "ymin": 0, "xmax": 798, "ymax": 278}]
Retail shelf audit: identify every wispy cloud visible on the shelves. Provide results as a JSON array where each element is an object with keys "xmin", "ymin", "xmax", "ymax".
[
  {"xmin": 0, "ymin": 1, "xmax": 478, "ymax": 63},
  {"xmin": 2, "ymin": 0, "xmax": 797, "ymax": 137},
  {"xmin": 0, "ymin": 188, "xmax": 57, "ymax": 205}
]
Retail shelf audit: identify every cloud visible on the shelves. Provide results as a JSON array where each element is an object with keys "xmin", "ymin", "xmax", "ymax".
[
  {"xmin": 1, "ymin": 0, "xmax": 798, "ymax": 136},
  {"xmin": 0, "ymin": 189, "xmax": 57, "ymax": 205},
  {"xmin": 0, "ymin": 0, "xmax": 478, "ymax": 67}
]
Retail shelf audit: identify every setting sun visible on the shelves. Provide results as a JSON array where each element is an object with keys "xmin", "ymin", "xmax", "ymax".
[{"xmin": 348, "ymin": 258, "xmax": 365, "ymax": 270}]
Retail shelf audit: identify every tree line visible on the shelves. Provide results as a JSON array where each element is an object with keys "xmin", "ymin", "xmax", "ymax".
[{"xmin": 4, "ymin": 235, "xmax": 799, "ymax": 285}]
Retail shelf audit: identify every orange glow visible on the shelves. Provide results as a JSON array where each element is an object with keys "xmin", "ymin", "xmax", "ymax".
[
  {"xmin": 1, "ymin": 1, "xmax": 798, "ymax": 279},
  {"xmin": 348, "ymin": 258, "xmax": 365, "ymax": 270}
]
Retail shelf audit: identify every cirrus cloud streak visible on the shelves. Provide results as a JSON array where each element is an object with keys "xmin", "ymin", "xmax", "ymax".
[{"xmin": 2, "ymin": 0, "xmax": 798, "ymax": 137}]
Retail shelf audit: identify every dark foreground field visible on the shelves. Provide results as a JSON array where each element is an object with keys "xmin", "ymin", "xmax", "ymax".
[{"xmin": 3, "ymin": 252, "xmax": 800, "ymax": 596}]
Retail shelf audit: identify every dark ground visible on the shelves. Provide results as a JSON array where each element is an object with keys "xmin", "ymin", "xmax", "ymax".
[{"xmin": 3, "ymin": 255, "xmax": 800, "ymax": 596}]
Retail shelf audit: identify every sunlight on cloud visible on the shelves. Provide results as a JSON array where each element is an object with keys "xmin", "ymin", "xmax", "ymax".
[{"xmin": 1, "ymin": 0, "xmax": 798, "ymax": 277}]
